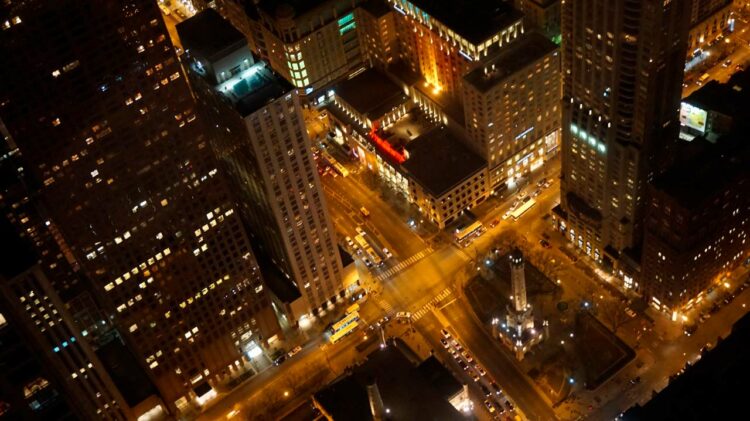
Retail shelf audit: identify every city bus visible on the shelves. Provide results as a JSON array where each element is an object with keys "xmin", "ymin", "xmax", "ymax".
[
  {"xmin": 454, "ymin": 221, "xmax": 484, "ymax": 244},
  {"xmin": 330, "ymin": 311, "xmax": 360, "ymax": 344},
  {"xmin": 510, "ymin": 198, "xmax": 536, "ymax": 221},
  {"xmin": 346, "ymin": 303, "xmax": 360, "ymax": 314},
  {"xmin": 330, "ymin": 319, "xmax": 359, "ymax": 344},
  {"xmin": 321, "ymin": 150, "xmax": 349, "ymax": 177}
]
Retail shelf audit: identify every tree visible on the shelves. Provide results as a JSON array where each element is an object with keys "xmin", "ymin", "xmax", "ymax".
[{"xmin": 599, "ymin": 299, "xmax": 631, "ymax": 335}]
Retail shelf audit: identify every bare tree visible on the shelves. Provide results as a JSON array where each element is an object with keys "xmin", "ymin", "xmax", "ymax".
[{"xmin": 599, "ymin": 299, "xmax": 631, "ymax": 335}]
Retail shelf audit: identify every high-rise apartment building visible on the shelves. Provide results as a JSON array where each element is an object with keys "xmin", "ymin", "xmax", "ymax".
[
  {"xmin": 0, "ymin": 0, "xmax": 279, "ymax": 413},
  {"xmin": 641, "ymin": 135, "xmax": 749, "ymax": 315},
  {"xmin": 390, "ymin": 0, "xmax": 524, "ymax": 99},
  {"xmin": 212, "ymin": 0, "xmax": 367, "ymax": 91},
  {"xmin": 556, "ymin": 0, "xmax": 689, "ymax": 266},
  {"xmin": 513, "ymin": 0, "xmax": 562, "ymax": 41},
  {"xmin": 178, "ymin": 10, "xmax": 344, "ymax": 319},
  {"xmin": 0, "ymin": 222, "xmax": 130, "ymax": 420},
  {"xmin": 462, "ymin": 32, "xmax": 561, "ymax": 188},
  {"xmin": 357, "ymin": 0, "xmax": 400, "ymax": 69}
]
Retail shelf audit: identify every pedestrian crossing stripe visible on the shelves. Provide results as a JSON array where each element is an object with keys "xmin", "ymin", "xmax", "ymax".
[
  {"xmin": 412, "ymin": 287, "xmax": 452, "ymax": 322},
  {"xmin": 374, "ymin": 247, "xmax": 433, "ymax": 281}
]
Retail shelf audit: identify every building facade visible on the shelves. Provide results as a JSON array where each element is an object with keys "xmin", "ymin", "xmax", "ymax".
[
  {"xmin": 214, "ymin": 0, "xmax": 367, "ymax": 91},
  {"xmin": 514, "ymin": 0, "xmax": 562, "ymax": 41},
  {"xmin": 641, "ymin": 137, "xmax": 750, "ymax": 316},
  {"xmin": 179, "ymin": 10, "xmax": 344, "ymax": 318},
  {"xmin": 0, "ymin": 0, "xmax": 280, "ymax": 413},
  {"xmin": 687, "ymin": 0, "xmax": 733, "ymax": 54},
  {"xmin": 390, "ymin": 0, "xmax": 524, "ymax": 99},
  {"xmin": 462, "ymin": 32, "xmax": 561, "ymax": 188},
  {"xmin": 357, "ymin": 0, "xmax": 400, "ymax": 69},
  {"xmin": 557, "ymin": 0, "xmax": 690, "ymax": 266}
]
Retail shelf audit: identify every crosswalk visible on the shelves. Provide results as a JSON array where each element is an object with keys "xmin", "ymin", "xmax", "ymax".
[
  {"xmin": 411, "ymin": 287, "xmax": 453, "ymax": 322},
  {"xmin": 374, "ymin": 247, "xmax": 433, "ymax": 281}
]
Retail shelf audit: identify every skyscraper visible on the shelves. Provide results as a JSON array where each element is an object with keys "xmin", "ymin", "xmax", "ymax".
[
  {"xmin": 178, "ymin": 10, "xmax": 344, "ymax": 319},
  {"xmin": 0, "ymin": 0, "xmax": 279, "ymax": 413},
  {"xmin": 557, "ymin": 0, "xmax": 689, "ymax": 266}
]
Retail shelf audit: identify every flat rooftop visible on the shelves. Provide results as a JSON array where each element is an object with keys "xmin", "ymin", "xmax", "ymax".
[
  {"xmin": 217, "ymin": 62, "xmax": 293, "ymax": 116},
  {"xmin": 176, "ymin": 8, "xmax": 246, "ymax": 63},
  {"xmin": 683, "ymin": 68, "xmax": 750, "ymax": 120},
  {"xmin": 464, "ymin": 32, "xmax": 558, "ymax": 93},
  {"xmin": 405, "ymin": 0, "xmax": 522, "ymax": 45},
  {"xmin": 258, "ymin": 0, "xmax": 330, "ymax": 19},
  {"xmin": 652, "ymin": 134, "xmax": 750, "ymax": 209},
  {"xmin": 360, "ymin": 0, "xmax": 392, "ymax": 17},
  {"xmin": 314, "ymin": 345, "xmax": 463, "ymax": 421},
  {"xmin": 402, "ymin": 127, "xmax": 486, "ymax": 197},
  {"xmin": 335, "ymin": 68, "xmax": 408, "ymax": 121}
]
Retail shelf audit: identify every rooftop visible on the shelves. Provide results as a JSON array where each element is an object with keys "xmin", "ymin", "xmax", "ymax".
[
  {"xmin": 402, "ymin": 127, "xmax": 486, "ymax": 197},
  {"xmin": 176, "ymin": 8, "xmax": 246, "ymax": 64},
  {"xmin": 314, "ymin": 344, "xmax": 464, "ymax": 421},
  {"xmin": 335, "ymin": 68, "xmax": 408, "ymax": 121},
  {"xmin": 464, "ymin": 32, "xmax": 559, "ymax": 93},
  {"xmin": 179, "ymin": 10, "xmax": 293, "ymax": 117},
  {"xmin": 258, "ymin": 0, "xmax": 331, "ymax": 20},
  {"xmin": 404, "ymin": 0, "xmax": 522, "ymax": 45},
  {"xmin": 622, "ymin": 312, "xmax": 750, "ymax": 421},
  {"xmin": 360, "ymin": 0, "xmax": 392, "ymax": 17},
  {"xmin": 683, "ymin": 68, "xmax": 750, "ymax": 122},
  {"xmin": 652, "ymin": 134, "xmax": 750, "ymax": 209}
]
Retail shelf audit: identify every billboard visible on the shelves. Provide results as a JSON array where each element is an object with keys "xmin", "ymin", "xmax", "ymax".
[{"xmin": 680, "ymin": 102, "xmax": 708, "ymax": 133}]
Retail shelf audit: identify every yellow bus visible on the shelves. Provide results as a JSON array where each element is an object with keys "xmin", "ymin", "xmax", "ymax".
[
  {"xmin": 332, "ymin": 311, "xmax": 359, "ymax": 332},
  {"xmin": 346, "ymin": 303, "xmax": 360, "ymax": 314},
  {"xmin": 330, "ymin": 320, "xmax": 359, "ymax": 344},
  {"xmin": 454, "ymin": 221, "xmax": 484, "ymax": 243}
]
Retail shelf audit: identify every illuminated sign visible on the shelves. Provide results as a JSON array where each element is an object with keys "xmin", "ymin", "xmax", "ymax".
[
  {"xmin": 369, "ymin": 122, "xmax": 406, "ymax": 164},
  {"xmin": 679, "ymin": 102, "xmax": 707, "ymax": 133}
]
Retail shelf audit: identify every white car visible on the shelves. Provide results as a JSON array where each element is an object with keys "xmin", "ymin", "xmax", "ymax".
[
  {"xmin": 345, "ymin": 236, "xmax": 354, "ymax": 247},
  {"xmin": 383, "ymin": 248, "xmax": 393, "ymax": 258},
  {"xmin": 356, "ymin": 226, "xmax": 366, "ymax": 236}
]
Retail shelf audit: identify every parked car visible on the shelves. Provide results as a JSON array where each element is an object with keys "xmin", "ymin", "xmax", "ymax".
[
  {"xmin": 489, "ymin": 219, "xmax": 500, "ymax": 228},
  {"xmin": 440, "ymin": 338, "xmax": 449, "ymax": 348},
  {"xmin": 539, "ymin": 239, "xmax": 551, "ymax": 249}
]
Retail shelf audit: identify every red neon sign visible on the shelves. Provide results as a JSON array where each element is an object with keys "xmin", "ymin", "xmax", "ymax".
[{"xmin": 368, "ymin": 121, "xmax": 406, "ymax": 164}]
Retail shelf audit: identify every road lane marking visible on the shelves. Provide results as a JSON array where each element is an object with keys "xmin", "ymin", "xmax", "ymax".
[{"xmin": 374, "ymin": 247, "xmax": 434, "ymax": 281}]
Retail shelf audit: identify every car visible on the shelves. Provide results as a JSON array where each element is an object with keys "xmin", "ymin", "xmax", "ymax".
[
  {"xmin": 273, "ymin": 354, "xmax": 287, "ymax": 366},
  {"xmin": 288, "ymin": 345, "xmax": 302, "ymax": 358},
  {"xmin": 395, "ymin": 311, "xmax": 412, "ymax": 320},
  {"xmin": 477, "ymin": 366, "xmax": 487, "ymax": 376},
  {"xmin": 462, "ymin": 351, "xmax": 474, "ymax": 363},
  {"xmin": 625, "ymin": 307, "xmax": 636, "ymax": 318},
  {"xmin": 441, "ymin": 329, "xmax": 451, "ymax": 338},
  {"xmin": 490, "ymin": 382, "xmax": 502, "ymax": 395},
  {"xmin": 360, "ymin": 207, "xmax": 370, "ymax": 217},
  {"xmin": 363, "ymin": 258, "xmax": 372, "ymax": 267},
  {"xmin": 458, "ymin": 360, "xmax": 468, "ymax": 370},
  {"xmin": 455, "ymin": 344, "xmax": 464, "ymax": 353},
  {"xmin": 489, "ymin": 218, "xmax": 500, "ymax": 228},
  {"xmin": 510, "ymin": 200, "xmax": 520, "ymax": 210},
  {"xmin": 484, "ymin": 400, "xmax": 496, "ymax": 413},
  {"xmin": 355, "ymin": 226, "xmax": 366, "ymax": 236},
  {"xmin": 532, "ymin": 189, "xmax": 542, "ymax": 198},
  {"xmin": 737, "ymin": 64, "xmax": 745, "ymax": 72},
  {"xmin": 383, "ymin": 248, "xmax": 393, "ymax": 258},
  {"xmin": 539, "ymin": 239, "xmax": 551, "ymax": 249},
  {"xmin": 449, "ymin": 348, "xmax": 458, "ymax": 356},
  {"xmin": 174, "ymin": 8, "xmax": 187, "ymax": 19},
  {"xmin": 537, "ymin": 179, "xmax": 546, "ymax": 188},
  {"xmin": 440, "ymin": 338, "xmax": 449, "ymax": 348},
  {"xmin": 504, "ymin": 400, "xmax": 514, "ymax": 411},
  {"xmin": 453, "ymin": 352, "xmax": 462, "ymax": 361},
  {"xmin": 502, "ymin": 211, "xmax": 511, "ymax": 220},
  {"xmin": 472, "ymin": 373, "xmax": 481, "ymax": 382},
  {"xmin": 723, "ymin": 59, "xmax": 732, "ymax": 67},
  {"xmin": 521, "ymin": 195, "xmax": 531, "ymax": 203},
  {"xmin": 480, "ymin": 385, "xmax": 491, "ymax": 397},
  {"xmin": 450, "ymin": 339, "xmax": 459, "ymax": 347},
  {"xmin": 345, "ymin": 236, "xmax": 354, "ymax": 247},
  {"xmin": 629, "ymin": 376, "xmax": 641, "ymax": 385}
]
